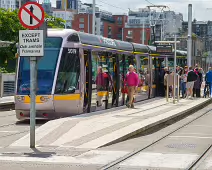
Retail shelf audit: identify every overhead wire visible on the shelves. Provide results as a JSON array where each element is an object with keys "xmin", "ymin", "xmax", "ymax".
[{"xmin": 98, "ymin": 0, "xmax": 127, "ymax": 11}]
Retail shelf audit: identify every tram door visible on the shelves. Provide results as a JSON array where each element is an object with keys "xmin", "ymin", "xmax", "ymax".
[
  {"xmin": 87, "ymin": 51, "xmax": 118, "ymax": 112},
  {"xmin": 122, "ymin": 56, "xmax": 137, "ymax": 104},
  {"xmin": 100, "ymin": 53, "xmax": 118, "ymax": 109},
  {"xmin": 154, "ymin": 57, "xmax": 165, "ymax": 97},
  {"xmin": 83, "ymin": 50, "xmax": 92, "ymax": 113}
]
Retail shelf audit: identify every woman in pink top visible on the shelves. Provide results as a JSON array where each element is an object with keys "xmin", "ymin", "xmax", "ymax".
[{"xmin": 125, "ymin": 65, "xmax": 139, "ymax": 108}]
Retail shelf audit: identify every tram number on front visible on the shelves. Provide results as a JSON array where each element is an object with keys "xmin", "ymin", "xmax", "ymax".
[{"xmin": 68, "ymin": 48, "xmax": 77, "ymax": 54}]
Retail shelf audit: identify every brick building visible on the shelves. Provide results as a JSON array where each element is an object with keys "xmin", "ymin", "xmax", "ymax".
[
  {"xmin": 72, "ymin": 12, "xmax": 150, "ymax": 44},
  {"xmin": 123, "ymin": 28, "xmax": 151, "ymax": 44}
]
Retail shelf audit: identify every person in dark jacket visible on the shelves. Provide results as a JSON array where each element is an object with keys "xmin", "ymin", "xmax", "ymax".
[
  {"xmin": 193, "ymin": 68, "xmax": 202, "ymax": 97},
  {"xmin": 186, "ymin": 66, "xmax": 197, "ymax": 99}
]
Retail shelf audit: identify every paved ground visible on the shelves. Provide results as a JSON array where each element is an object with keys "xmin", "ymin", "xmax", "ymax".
[
  {"xmin": 0, "ymin": 98, "xmax": 211, "ymax": 169},
  {"xmin": 10, "ymin": 98, "xmax": 210, "ymax": 150}
]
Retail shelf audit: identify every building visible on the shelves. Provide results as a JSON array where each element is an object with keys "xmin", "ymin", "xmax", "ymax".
[
  {"xmin": 15, "ymin": 0, "xmax": 36, "ymax": 9},
  {"xmin": 52, "ymin": 9, "xmax": 75, "ymax": 28},
  {"xmin": 125, "ymin": 8, "xmax": 183, "ymax": 43},
  {"xmin": 72, "ymin": 6, "xmax": 150, "ymax": 44},
  {"xmin": 0, "ymin": 0, "xmax": 17, "ymax": 10},
  {"xmin": 56, "ymin": 0, "xmax": 78, "ymax": 10},
  {"xmin": 41, "ymin": 0, "xmax": 53, "ymax": 16},
  {"xmin": 73, "ymin": 5, "xmax": 128, "ymax": 40},
  {"xmin": 182, "ymin": 20, "xmax": 209, "ymax": 51}
]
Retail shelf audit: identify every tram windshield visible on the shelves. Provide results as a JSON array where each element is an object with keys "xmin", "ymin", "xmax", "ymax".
[{"xmin": 17, "ymin": 37, "xmax": 62, "ymax": 95}]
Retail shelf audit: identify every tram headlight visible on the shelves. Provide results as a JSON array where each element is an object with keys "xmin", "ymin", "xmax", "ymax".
[
  {"xmin": 40, "ymin": 96, "xmax": 50, "ymax": 102},
  {"xmin": 16, "ymin": 96, "xmax": 25, "ymax": 102}
]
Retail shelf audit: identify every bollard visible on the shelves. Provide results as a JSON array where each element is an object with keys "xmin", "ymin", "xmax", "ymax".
[
  {"xmin": 177, "ymin": 75, "xmax": 180, "ymax": 102},
  {"xmin": 166, "ymin": 75, "xmax": 169, "ymax": 102}
]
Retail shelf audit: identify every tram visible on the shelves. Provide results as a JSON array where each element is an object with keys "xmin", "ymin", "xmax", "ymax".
[{"xmin": 15, "ymin": 29, "xmax": 187, "ymax": 120}]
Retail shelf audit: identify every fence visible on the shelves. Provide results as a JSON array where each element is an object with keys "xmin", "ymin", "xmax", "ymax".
[{"xmin": 0, "ymin": 73, "xmax": 15, "ymax": 97}]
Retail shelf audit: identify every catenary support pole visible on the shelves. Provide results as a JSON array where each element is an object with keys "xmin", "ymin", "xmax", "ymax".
[
  {"xmin": 30, "ymin": 57, "xmax": 37, "ymax": 148},
  {"xmin": 92, "ymin": 0, "xmax": 95, "ymax": 34},
  {"xmin": 142, "ymin": 21, "xmax": 145, "ymax": 44},
  {"xmin": 187, "ymin": 4, "xmax": 192, "ymax": 67},
  {"xmin": 173, "ymin": 34, "xmax": 177, "ymax": 104},
  {"xmin": 64, "ymin": 0, "xmax": 67, "ymax": 29}
]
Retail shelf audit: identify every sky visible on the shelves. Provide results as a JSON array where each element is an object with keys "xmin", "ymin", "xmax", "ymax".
[{"xmin": 50, "ymin": 0, "xmax": 212, "ymax": 21}]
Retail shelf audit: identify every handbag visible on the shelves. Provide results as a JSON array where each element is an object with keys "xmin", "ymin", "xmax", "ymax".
[{"xmin": 121, "ymin": 86, "xmax": 128, "ymax": 94}]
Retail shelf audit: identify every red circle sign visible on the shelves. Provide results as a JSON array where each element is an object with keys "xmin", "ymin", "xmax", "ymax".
[{"xmin": 18, "ymin": 2, "xmax": 45, "ymax": 29}]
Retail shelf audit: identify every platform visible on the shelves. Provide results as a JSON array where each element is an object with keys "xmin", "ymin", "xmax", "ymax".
[{"xmin": 10, "ymin": 97, "xmax": 211, "ymax": 150}]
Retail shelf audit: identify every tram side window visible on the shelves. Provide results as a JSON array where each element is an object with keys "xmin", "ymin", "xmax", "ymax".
[
  {"xmin": 55, "ymin": 48, "xmax": 80, "ymax": 94},
  {"xmin": 125, "ymin": 56, "xmax": 137, "ymax": 74}
]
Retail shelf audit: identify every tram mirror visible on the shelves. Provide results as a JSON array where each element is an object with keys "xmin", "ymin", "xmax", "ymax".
[{"xmin": 67, "ymin": 86, "xmax": 76, "ymax": 93}]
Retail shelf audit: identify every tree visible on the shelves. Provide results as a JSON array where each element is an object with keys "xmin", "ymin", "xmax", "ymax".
[{"xmin": 0, "ymin": 8, "xmax": 65, "ymax": 72}]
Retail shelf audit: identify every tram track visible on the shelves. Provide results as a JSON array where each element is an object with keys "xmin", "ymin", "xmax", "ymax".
[{"xmin": 100, "ymin": 106, "xmax": 212, "ymax": 170}]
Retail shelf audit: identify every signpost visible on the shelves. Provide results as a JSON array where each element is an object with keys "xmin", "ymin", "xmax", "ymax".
[{"xmin": 18, "ymin": 2, "xmax": 45, "ymax": 148}]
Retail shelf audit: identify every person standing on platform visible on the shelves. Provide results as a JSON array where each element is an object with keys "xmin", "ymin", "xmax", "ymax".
[
  {"xmin": 193, "ymin": 68, "xmax": 202, "ymax": 97},
  {"xmin": 186, "ymin": 66, "xmax": 197, "ymax": 99},
  {"xmin": 125, "ymin": 65, "xmax": 139, "ymax": 108},
  {"xmin": 205, "ymin": 67, "xmax": 212, "ymax": 97}
]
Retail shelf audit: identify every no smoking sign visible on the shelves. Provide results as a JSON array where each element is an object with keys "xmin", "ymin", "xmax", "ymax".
[{"xmin": 18, "ymin": 2, "xmax": 45, "ymax": 29}]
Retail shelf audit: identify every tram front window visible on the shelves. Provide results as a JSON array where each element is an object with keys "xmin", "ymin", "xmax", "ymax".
[
  {"xmin": 17, "ymin": 37, "xmax": 62, "ymax": 95},
  {"xmin": 54, "ymin": 48, "xmax": 80, "ymax": 94}
]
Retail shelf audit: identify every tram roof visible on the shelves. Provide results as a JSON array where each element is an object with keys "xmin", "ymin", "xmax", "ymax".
[
  {"xmin": 132, "ymin": 43, "xmax": 149, "ymax": 53},
  {"xmin": 78, "ymin": 32, "xmax": 133, "ymax": 51}
]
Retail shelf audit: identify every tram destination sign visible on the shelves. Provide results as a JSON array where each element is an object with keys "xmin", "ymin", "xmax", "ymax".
[
  {"xmin": 19, "ymin": 30, "xmax": 44, "ymax": 56},
  {"xmin": 156, "ymin": 45, "xmax": 173, "ymax": 55}
]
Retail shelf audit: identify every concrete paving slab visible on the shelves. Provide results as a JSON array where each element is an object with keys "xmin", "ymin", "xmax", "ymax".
[
  {"xmin": 119, "ymin": 152, "xmax": 199, "ymax": 169},
  {"xmin": 9, "ymin": 98, "xmax": 211, "ymax": 151}
]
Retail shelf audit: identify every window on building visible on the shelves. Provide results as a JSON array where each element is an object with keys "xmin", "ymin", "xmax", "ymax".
[
  {"xmin": 128, "ymin": 30, "xmax": 133, "ymax": 37},
  {"xmin": 117, "ymin": 17, "xmax": 123, "ymax": 25},
  {"xmin": 108, "ymin": 26, "xmax": 112, "ymax": 36},
  {"xmin": 80, "ymin": 30, "xmax": 84, "ymax": 32},
  {"xmin": 79, "ymin": 24, "xmax": 84, "ymax": 29},
  {"xmin": 79, "ymin": 18, "xmax": 84, "ymax": 22}
]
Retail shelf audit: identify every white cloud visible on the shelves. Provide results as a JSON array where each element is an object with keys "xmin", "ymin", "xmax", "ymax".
[{"xmin": 79, "ymin": 0, "xmax": 212, "ymax": 21}]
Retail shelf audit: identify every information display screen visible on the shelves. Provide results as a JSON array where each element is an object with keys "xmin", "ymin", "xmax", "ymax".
[{"xmin": 156, "ymin": 45, "xmax": 173, "ymax": 54}]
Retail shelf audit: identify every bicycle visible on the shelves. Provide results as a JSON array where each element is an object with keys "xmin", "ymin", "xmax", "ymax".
[{"xmin": 204, "ymin": 83, "xmax": 210, "ymax": 98}]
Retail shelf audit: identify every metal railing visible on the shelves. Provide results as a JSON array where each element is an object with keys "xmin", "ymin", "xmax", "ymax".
[
  {"xmin": 166, "ymin": 73, "xmax": 180, "ymax": 103},
  {"xmin": 0, "ymin": 73, "xmax": 15, "ymax": 97}
]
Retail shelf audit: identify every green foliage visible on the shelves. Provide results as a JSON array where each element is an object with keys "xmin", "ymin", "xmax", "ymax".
[
  {"xmin": 0, "ymin": 8, "xmax": 65, "ymax": 72},
  {"xmin": 45, "ymin": 13, "xmax": 66, "ymax": 28},
  {"xmin": 203, "ymin": 52, "xmax": 209, "ymax": 58}
]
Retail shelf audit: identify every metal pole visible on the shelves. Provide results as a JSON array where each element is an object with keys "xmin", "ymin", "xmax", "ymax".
[
  {"xmin": 173, "ymin": 34, "xmax": 177, "ymax": 104},
  {"xmin": 142, "ymin": 21, "xmax": 145, "ymax": 44},
  {"xmin": 122, "ymin": 28, "xmax": 124, "ymax": 41},
  {"xmin": 187, "ymin": 4, "xmax": 192, "ymax": 67},
  {"xmin": 161, "ymin": 22, "xmax": 163, "ymax": 41},
  {"xmin": 166, "ymin": 75, "xmax": 169, "ymax": 102},
  {"xmin": 19, "ymin": 0, "xmax": 21, "ymax": 8},
  {"xmin": 177, "ymin": 75, "xmax": 180, "ymax": 102},
  {"xmin": 149, "ymin": 7, "xmax": 151, "ymax": 42},
  {"xmin": 88, "ymin": 14, "xmax": 90, "ymax": 33},
  {"xmin": 30, "ymin": 57, "xmax": 37, "ymax": 148},
  {"xmin": 64, "ymin": 0, "xmax": 67, "ymax": 29},
  {"xmin": 92, "ymin": 0, "xmax": 95, "ymax": 34}
]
